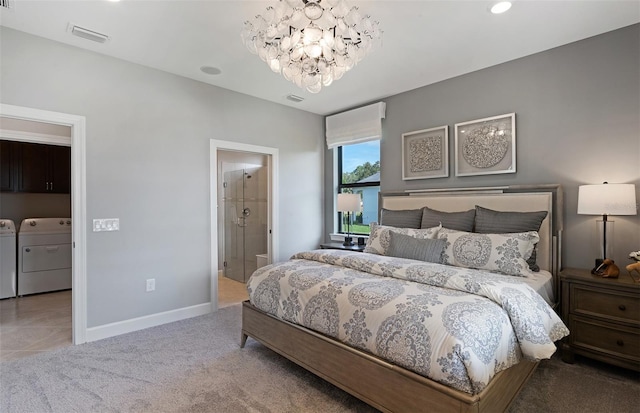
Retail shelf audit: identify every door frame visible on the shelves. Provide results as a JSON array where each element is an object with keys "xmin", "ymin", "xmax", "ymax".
[
  {"xmin": 0, "ymin": 103, "xmax": 88, "ymax": 344},
  {"xmin": 209, "ymin": 140, "xmax": 278, "ymax": 310}
]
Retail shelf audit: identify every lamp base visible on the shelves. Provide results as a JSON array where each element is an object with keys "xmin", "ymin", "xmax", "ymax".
[{"xmin": 343, "ymin": 237, "xmax": 354, "ymax": 246}]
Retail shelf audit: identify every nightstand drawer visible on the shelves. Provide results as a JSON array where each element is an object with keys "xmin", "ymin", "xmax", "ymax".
[
  {"xmin": 570, "ymin": 317, "xmax": 640, "ymax": 360},
  {"xmin": 571, "ymin": 284, "xmax": 640, "ymax": 326}
]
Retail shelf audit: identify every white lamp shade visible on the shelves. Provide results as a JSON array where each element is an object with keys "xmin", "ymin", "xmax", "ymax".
[
  {"xmin": 337, "ymin": 193, "xmax": 361, "ymax": 212},
  {"xmin": 577, "ymin": 184, "xmax": 637, "ymax": 216}
]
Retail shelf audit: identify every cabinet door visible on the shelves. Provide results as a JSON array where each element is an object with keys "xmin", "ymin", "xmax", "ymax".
[
  {"xmin": 18, "ymin": 142, "xmax": 49, "ymax": 193},
  {"xmin": 0, "ymin": 140, "xmax": 17, "ymax": 192},
  {"xmin": 49, "ymin": 145, "xmax": 71, "ymax": 194}
]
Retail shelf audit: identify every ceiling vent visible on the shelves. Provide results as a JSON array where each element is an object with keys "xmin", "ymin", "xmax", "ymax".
[
  {"xmin": 68, "ymin": 24, "xmax": 110, "ymax": 43},
  {"xmin": 0, "ymin": 0, "xmax": 14, "ymax": 10},
  {"xmin": 286, "ymin": 94, "xmax": 304, "ymax": 103}
]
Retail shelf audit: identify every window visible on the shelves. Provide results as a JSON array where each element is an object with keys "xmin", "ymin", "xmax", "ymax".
[{"xmin": 338, "ymin": 140, "xmax": 380, "ymax": 235}]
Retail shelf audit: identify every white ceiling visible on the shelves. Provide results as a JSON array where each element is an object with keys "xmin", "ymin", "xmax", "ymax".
[{"xmin": 1, "ymin": 1, "xmax": 638, "ymax": 115}]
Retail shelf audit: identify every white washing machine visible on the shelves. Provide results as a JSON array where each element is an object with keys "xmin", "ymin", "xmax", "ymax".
[
  {"xmin": 0, "ymin": 219, "xmax": 17, "ymax": 299},
  {"xmin": 18, "ymin": 218, "xmax": 72, "ymax": 296}
]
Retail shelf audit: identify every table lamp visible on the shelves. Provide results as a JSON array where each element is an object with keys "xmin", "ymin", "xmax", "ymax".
[
  {"xmin": 337, "ymin": 193, "xmax": 361, "ymax": 246},
  {"xmin": 577, "ymin": 182, "xmax": 637, "ymax": 268}
]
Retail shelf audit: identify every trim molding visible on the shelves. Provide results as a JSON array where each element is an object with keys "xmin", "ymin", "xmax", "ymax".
[
  {"xmin": 0, "ymin": 103, "xmax": 88, "ymax": 344},
  {"xmin": 0, "ymin": 129, "xmax": 71, "ymax": 146},
  {"xmin": 85, "ymin": 302, "xmax": 211, "ymax": 342}
]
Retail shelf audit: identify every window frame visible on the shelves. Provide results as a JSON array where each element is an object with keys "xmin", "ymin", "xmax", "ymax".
[{"xmin": 337, "ymin": 144, "xmax": 380, "ymax": 235}]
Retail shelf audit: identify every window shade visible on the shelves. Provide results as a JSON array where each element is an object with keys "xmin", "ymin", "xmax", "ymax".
[{"xmin": 325, "ymin": 102, "xmax": 386, "ymax": 149}]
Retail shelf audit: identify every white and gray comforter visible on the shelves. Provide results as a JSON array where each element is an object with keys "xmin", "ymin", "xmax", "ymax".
[{"xmin": 247, "ymin": 249, "xmax": 569, "ymax": 394}]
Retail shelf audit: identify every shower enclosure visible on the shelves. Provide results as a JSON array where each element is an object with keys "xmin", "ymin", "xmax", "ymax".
[{"xmin": 222, "ymin": 165, "xmax": 268, "ymax": 283}]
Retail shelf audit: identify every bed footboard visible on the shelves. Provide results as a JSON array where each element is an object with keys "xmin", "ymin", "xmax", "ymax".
[{"xmin": 241, "ymin": 301, "xmax": 538, "ymax": 413}]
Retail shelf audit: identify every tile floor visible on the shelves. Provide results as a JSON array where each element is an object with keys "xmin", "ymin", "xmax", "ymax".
[
  {"xmin": 0, "ymin": 290, "xmax": 72, "ymax": 362},
  {"xmin": 0, "ymin": 277, "xmax": 248, "ymax": 363}
]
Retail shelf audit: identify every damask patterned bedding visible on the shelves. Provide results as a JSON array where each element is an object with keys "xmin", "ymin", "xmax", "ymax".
[{"xmin": 247, "ymin": 249, "xmax": 569, "ymax": 395}]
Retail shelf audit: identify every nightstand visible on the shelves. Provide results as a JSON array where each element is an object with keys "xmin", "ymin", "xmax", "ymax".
[
  {"xmin": 320, "ymin": 242, "xmax": 365, "ymax": 252},
  {"xmin": 560, "ymin": 267, "xmax": 640, "ymax": 371}
]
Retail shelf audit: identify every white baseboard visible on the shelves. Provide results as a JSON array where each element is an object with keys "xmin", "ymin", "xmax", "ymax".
[{"xmin": 85, "ymin": 302, "xmax": 212, "ymax": 342}]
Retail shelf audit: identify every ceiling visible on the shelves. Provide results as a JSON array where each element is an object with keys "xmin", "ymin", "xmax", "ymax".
[{"xmin": 1, "ymin": 1, "xmax": 638, "ymax": 115}]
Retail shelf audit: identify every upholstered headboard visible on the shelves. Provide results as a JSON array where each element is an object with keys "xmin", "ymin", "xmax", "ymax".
[{"xmin": 379, "ymin": 185, "xmax": 563, "ymax": 295}]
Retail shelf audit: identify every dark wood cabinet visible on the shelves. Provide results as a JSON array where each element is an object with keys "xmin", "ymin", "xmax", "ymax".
[
  {"xmin": 0, "ymin": 140, "xmax": 17, "ymax": 192},
  {"xmin": 0, "ymin": 140, "xmax": 71, "ymax": 194}
]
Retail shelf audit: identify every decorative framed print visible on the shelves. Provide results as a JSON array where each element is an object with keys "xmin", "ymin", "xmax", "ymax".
[
  {"xmin": 454, "ymin": 113, "xmax": 516, "ymax": 176},
  {"xmin": 402, "ymin": 126, "xmax": 449, "ymax": 180}
]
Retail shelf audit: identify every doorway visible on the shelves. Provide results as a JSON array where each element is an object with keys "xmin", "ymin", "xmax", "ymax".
[
  {"xmin": 0, "ymin": 103, "xmax": 87, "ymax": 346},
  {"xmin": 209, "ymin": 140, "xmax": 279, "ymax": 310}
]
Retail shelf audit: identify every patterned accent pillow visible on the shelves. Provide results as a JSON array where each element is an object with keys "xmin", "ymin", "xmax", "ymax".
[
  {"xmin": 364, "ymin": 223, "xmax": 441, "ymax": 256},
  {"xmin": 474, "ymin": 206, "xmax": 548, "ymax": 272},
  {"xmin": 437, "ymin": 228, "xmax": 539, "ymax": 277}
]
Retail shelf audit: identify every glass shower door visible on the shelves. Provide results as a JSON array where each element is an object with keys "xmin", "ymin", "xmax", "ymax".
[{"xmin": 223, "ymin": 166, "xmax": 267, "ymax": 282}]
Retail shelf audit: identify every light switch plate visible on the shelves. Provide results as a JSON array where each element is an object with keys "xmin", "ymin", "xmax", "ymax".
[{"xmin": 93, "ymin": 218, "xmax": 120, "ymax": 232}]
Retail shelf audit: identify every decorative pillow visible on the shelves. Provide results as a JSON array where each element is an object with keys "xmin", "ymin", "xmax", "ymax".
[
  {"xmin": 387, "ymin": 232, "xmax": 445, "ymax": 263},
  {"xmin": 364, "ymin": 223, "xmax": 440, "ymax": 256},
  {"xmin": 380, "ymin": 208, "xmax": 423, "ymax": 229},
  {"xmin": 437, "ymin": 228, "xmax": 539, "ymax": 277},
  {"xmin": 474, "ymin": 206, "xmax": 548, "ymax": 272},
  {"xmin": 421, "ymin": 207, "xmax": 475, "ymax": 232}
]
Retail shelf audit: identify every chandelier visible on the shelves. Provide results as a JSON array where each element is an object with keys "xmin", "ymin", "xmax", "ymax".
[{"xmin": 241, "ymin": 0, "xmax": 381, "ymax": 94}]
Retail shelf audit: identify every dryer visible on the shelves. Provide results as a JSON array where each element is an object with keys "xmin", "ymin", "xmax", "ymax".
[
  {"xmin": 18, "ymin": 218, "xmax": 72, "ymax": 295},
  {"xmin": 0, "ymin": 219, "xmax": 17, "ymax": 299}
]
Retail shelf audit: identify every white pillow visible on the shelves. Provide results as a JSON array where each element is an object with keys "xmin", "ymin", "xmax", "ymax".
[
  {"xmin": 437, "ymin": 228, "xmax": 539, "ymax": 277},
  {"xmin": 364, "ymin": 223, "xmax": 441, "ymax": 256}
]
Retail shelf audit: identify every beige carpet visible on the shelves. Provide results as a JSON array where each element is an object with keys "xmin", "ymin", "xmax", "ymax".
[{"xmin": 1, "ymin": 304, "xmax": 638, "ymax": 413}]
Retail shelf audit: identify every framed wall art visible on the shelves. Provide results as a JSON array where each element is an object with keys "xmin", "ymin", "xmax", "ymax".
[
  {"xmin": 454, "ymin": 113, "xmax": 516, "ymax": 177},
  {"xmin": 402, "ymin": 125, "xmax": 448, "ymax": 180}
]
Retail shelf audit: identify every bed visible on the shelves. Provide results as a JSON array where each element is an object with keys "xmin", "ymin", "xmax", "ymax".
[{"xmin": 241, "ymin": 184, "xmax": 567, "ymax": 413}]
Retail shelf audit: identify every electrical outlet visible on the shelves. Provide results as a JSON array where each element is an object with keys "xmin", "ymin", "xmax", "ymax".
[{"xmin": 146, "ymin": 278, "xmax": 155, "ymax": 292}]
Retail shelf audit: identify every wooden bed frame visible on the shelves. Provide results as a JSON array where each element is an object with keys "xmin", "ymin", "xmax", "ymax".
[{"xmin": 241, "ymin": 185, "xmax": 563, "ymax": 413}]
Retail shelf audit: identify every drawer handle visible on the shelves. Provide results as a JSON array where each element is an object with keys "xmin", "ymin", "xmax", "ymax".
[
  {"xmin": 617, "ymin": 339, "xmax": 624, "ymax": 346},
  {"xmin": 618, "ymin": 305, "xmax": 626, "ymax": 311}
]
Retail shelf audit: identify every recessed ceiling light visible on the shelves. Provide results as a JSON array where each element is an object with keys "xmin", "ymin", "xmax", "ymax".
[
  {"xmin": 200, "ymin": 66, "xmax": 222, "ymax": 75},
  {"xmin": 490, "ymin": 1, "xmax": 512, "ymax": 14}
]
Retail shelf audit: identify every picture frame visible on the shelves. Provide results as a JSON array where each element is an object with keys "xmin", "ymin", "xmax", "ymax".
[
  {"xmin": 402, "ymin": 125, "xmax": 449, "ymax": 180},
  {"xmin": 454, "ymin": 113, "xmax": 516, "ymax": 176}
]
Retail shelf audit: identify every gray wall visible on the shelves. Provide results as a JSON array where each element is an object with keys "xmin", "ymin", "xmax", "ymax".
[
  {"xmin": 0, "ymin": 193, "xmax": 71, "ymax": 227},
  {"xmin": 1, "ymin": 27, "xmax": 324, "ymax": 327},
  {"xmin": 325, "ymin": 24, "xmax": 640, "ymax": 269}
]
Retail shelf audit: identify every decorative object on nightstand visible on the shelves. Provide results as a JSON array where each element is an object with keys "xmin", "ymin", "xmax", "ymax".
[
  {"xmin": 337, "ymin": 193, "xmax": 361, "ymax": 246},
  {"xmin": 577, "ymin": 182, "xmax": 637, "ymax": 271},
  {"xmin": 560, "ymin": 268, "xmax": 640, "ymax": 371},
  {"xmin": 592, "ymin": 258, "xmax": 620, "ymax": 278},
  {"xmin": 628, "ymin": 251, "xmax": 640, "ymax": 283}
]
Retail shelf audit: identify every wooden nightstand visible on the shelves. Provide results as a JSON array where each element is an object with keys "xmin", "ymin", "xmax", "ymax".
[
  {"xmin": 320, "ymin": 242, "xmax": 365, "ymax": 252},
  {"xmin": 560, "ymin": 267, "xmax": 640, "ymax": 371}
]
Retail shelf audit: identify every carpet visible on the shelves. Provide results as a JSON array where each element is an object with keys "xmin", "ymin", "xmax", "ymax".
[{"xmin": 1, "ymin": 304, "xmax": 638, "ymax": 413}]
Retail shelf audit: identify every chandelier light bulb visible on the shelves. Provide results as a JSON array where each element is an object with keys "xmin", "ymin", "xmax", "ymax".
[{"xmin": 242, "ymin": 0, "xmax": 382, "ymax": 93}]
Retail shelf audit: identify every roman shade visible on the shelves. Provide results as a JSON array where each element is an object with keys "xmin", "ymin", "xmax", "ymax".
[{"xmin": 325, "ymin": 101, "xmax": 386, "ymax": 149}]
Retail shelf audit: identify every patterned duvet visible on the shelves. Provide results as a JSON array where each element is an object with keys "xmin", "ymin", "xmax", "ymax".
[{"xmin": 247, "ymin": 249, "xmax": 569, "ymax": 394}]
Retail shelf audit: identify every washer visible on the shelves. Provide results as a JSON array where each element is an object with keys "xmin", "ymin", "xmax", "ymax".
[
  {"xmin": 0, "ymin": 219, "xmax": 17, "ymax": 299},
  {"xmin": 18, "ymin": 218, "xmax": 72, "ymax": 296}
]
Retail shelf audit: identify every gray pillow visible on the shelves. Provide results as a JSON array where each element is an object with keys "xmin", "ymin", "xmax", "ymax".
[
  {"xmin": 421, "ymin": 207, "xmax": 475, "ymax": 232},
  {"xmin": 474, "ymin": 206, "xmax": 548, "ymax": 272},
  {"xmin": 380, "ymin": 208, "xmax": 423, "ymax": 229},
  {"xmin": 387, "ymin": 231, "xmax": 445, "ymax": 263}
]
